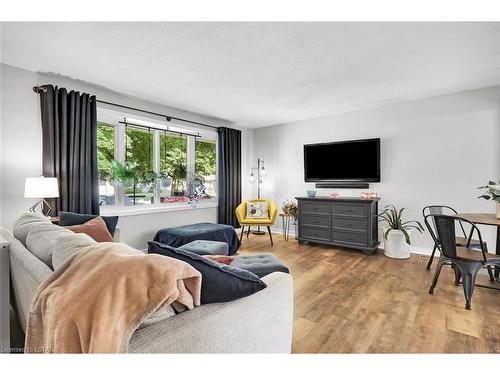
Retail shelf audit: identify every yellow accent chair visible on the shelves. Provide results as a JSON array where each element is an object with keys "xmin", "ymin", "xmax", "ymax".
[{"xmin": 235, "ymin": 199, "xmax": 277, "ymax": 245}]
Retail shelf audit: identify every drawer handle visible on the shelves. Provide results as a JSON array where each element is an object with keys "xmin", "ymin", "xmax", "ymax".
[{"xmin": 345, "ymin": 223, "xmax": 352, "ymax": 227}]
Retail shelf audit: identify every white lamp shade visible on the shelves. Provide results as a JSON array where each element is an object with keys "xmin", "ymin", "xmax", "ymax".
[{"xmin": 24, "ymin": 177, "xmax": 59, "ymax": 198}]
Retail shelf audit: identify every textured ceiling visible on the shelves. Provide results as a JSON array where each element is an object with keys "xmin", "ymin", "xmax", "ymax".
[{"xmin": 1, "ymin": 22, "xmax": 499, "ymax": 128}]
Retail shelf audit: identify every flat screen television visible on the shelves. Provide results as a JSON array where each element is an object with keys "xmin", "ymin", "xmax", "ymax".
[{"xmin": 304, "ymin": 138, "xmax": 380, "ymax": 183}]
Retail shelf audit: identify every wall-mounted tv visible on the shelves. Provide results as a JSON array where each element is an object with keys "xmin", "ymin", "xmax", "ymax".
[{"xmin": 304, "ymin": 138, "xmax": 380, "ymax": 183}]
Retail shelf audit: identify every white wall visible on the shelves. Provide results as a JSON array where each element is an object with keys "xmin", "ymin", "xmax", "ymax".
[
  {"xmin": 252, "ymin": 86, "xmax": 500, "ymax": 254},
  {"xmin": 0, "ymin": 63, "xmax": 254, "ymax": 248}
]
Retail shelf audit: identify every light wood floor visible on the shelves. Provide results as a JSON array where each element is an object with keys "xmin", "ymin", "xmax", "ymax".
[{"xmin": 238, "ymin": 232, "xmax": 500, "ymax": 353}]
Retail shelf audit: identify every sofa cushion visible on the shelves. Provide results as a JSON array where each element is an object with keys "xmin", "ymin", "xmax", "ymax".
[
  {"xmin": 64, "ymin": 216, "xmax": 114, "ymax": 242},
  {"xmin": 178, "ymin": 240, "xmax": 229, "ymax": 255},
  {"xmin": 52, "ymin": 232, "xmax": 97, "ymax": 270},
  {"xmin": 13, "ymin": 213, "xmax": 51, "ymax": 246},
  {"xmin": 59, "ymin": 211, "xmax": 119, "ymax": 237},
  {"xmin": 230, "ymin": 254, "xmax": 290, "ymax": 278},
  {"xmin": 25, "ymin": 222, "xmax": 73, "ymax": 268},
  {"xmin": 148, "ymin": 241, "xmax": 266, "ymax": 304}
]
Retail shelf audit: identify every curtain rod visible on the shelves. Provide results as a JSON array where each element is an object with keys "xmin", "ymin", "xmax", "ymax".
[
  {"xmin": 33, "ymin": 85, "xmax": 220, "ymax": 130},
  {"xmin": 119, "ymin": 120, "xmax": 201, "ymax": 138}
]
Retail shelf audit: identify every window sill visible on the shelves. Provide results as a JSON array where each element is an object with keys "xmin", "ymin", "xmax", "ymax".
[{"xmin": 100, "ymin": 202, "xmax": 218, "ymax": 217}]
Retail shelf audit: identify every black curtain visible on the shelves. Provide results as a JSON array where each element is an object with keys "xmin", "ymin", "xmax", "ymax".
[
  {"xmin": 217, "ymin": 127, "xmax": 242, "ymax": 227},
  {"xmin": 39, "ymin": 85, "xmax": 99, "ymax": 216}
]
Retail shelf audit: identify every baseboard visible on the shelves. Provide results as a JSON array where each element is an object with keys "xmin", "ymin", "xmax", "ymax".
[{"xmin": 260, "ymin": 226, "xmax": 434, "ymax": 257}]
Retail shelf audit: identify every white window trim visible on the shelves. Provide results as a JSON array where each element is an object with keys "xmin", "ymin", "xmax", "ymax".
[
  {"xmin": 97, "ymin": 106, "xmax": 218, "ymax": 213},
  {"xmin": 100, "ymin": 201, "xmax": 218, "ymax": 217}
]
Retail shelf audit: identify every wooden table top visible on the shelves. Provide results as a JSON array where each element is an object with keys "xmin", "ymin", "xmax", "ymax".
[{"xmin": 456, "ymin": 213, "xmax": 500, "ymax": 227}]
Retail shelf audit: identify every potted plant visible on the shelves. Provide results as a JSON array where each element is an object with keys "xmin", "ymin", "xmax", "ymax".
[
  {"xmin": 282, "ymin": 200, "xmax": 298, "ymax": 223},
  {"xmin": 478, "ymin": 180, "xmax": 500, "ymax": 219},
  {"xmin": 378, "ymin": 205, "xmax": 424, "ymax": 259}
]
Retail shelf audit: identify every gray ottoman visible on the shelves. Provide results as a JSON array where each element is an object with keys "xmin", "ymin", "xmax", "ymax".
[
  {"xmin": 178, "ymin": 240, "xmax": 229, "ymax": 255},
  {"xmin": 230, "ymin": 254, "xmax": 289, "ymax": 278}
]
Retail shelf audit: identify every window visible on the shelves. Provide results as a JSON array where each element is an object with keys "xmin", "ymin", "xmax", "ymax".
[
  {"xmin": 124, "ymin": 127, "xmax": 154, "ymax": 206},
  {"xmin": 97, "ymin": 122, "xmax": 115, "ymax": 206},
  {"xmin": 195, "ymin": 139, "xmax": 217, "ymax": 200},
  {"xmin": 159, "ymin": 133, "xmax": 188, "ymax": 204},
  {"xmin": 96, "ymin": 112, "xmax": 217, "ymax": 210}
]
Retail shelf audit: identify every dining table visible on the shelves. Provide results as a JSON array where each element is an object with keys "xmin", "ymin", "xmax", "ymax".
[{"xmin": 455, "ymin": 213, "xmax": 500, "ymax": 278}]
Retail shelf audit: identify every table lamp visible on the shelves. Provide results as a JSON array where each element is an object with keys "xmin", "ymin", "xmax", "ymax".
[{"xmin": 24, "ymin": 177, "xmax": 59, "ymax": 217}]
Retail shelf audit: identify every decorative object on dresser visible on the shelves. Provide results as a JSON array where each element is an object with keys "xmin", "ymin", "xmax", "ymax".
[
  {"xmin": 477, "ymin": 180, "xmax": 500, "ymax": 219},
  {"xmin": 24, "ymin": 177, "xmax": 59, "ymax": 217},
  {"xmin": 379, "ymin": 205, "xmax": 424, "ymax": 259},
  {"xmin": 306, "ymin": 190, "xmax": 317, "ymax": 197},
  {"xmin": 296, "ymin": 196, "xmax": 380, "ymax": 254}
]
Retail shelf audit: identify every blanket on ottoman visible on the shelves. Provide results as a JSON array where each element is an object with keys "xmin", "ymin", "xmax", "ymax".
[
  {"xmin": 153, "ymin": 222, "xmax": 241, "ymax": 255},
  {"xmin": 25, "ymin": 242, "xmax": 201, "ymax": 353}
]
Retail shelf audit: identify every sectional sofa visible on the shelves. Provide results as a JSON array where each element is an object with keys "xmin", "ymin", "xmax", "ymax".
[{"xmin": 0, "ymin": 216, "xmax": 293, "ymax": 353}]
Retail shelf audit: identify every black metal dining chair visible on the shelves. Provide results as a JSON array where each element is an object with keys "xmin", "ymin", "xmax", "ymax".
[
  {"xmin": 422, "ymin": 205, "xmax": 487, "ymax": 270},
  {"xmin": 424, "ymin": 214, "xmax": 500, "ymax": 310}
]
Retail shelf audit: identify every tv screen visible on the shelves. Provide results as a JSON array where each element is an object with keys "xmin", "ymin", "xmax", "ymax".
[{"xmin": 304, "ymin": 138, "xmax": 380, "ymax": 182}]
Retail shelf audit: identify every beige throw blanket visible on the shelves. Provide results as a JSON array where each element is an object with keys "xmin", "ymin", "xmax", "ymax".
[{"xmin": 25, "ymin": 243, "xmax": 201, "ymax": 353}]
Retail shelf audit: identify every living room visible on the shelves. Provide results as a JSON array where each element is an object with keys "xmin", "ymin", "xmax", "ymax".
[{"xmin": 1, "ymin": 1, "xmax": 500, "ymax": 372}]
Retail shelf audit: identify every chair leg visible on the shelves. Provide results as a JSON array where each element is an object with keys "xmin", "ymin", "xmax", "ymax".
[
  {"xmin": 486, "ymin": 266, "xmax": 495, "ymax": 282},
  {"xmin": 247, "ymin": 226, "xmax": 251, "ymax": 238},
  {"xmin": 426, "ymin": 244, "xmax": 438, "ymax": 270},
  {"xmin": 461, "ymin": 263, "xmax": 481, "ymax": 310},
  {"xmin": 452, "ymin": 264, "xmax": 462, "ymax": 286},
  {"xmin": 267, "ymin": 226, "xmax": 273, "ymax": 246},
  {"xmin": 429, "ymin": 257, "xmax": 446, "ymax": 294},
  {"xmin": 240, "ymin": 226, "xmax": 245, "ymax": 242}
]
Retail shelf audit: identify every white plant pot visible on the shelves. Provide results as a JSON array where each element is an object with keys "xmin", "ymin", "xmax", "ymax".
[
  {"xmin": 383, "ymin": 229, "xmax": 411, "ymax": 259},
  {"xmin": 497, "ymin": 202, "xmax": 500, "ymax": 219}
]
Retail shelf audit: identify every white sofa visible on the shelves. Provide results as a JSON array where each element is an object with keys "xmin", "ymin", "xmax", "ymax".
[{"xmin": 0, "ymin": 220, "xmax": 293, "ymax": 353}]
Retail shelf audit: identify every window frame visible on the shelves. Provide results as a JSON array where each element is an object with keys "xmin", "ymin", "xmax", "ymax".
[{"xmin": 96, "ymin": 108, "xmax": 218, "ymax": 215}]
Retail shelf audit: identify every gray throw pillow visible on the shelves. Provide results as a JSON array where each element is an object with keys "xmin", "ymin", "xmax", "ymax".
[
  {"xmin": 13, "ymin": 213, "xmax": 51, "ymax": 246},
  {"xmin": 25, "ymin": 223, "xmax": 73, "ymax": 268},
  {"xmin": 51, "ymin": 232, "xmax": 97, "ymax": 270}
]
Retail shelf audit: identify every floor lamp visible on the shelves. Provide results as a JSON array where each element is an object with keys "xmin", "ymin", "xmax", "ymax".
[{"xmin": 249, "ymin": 158, "xmax": 266, "ymax": 235}]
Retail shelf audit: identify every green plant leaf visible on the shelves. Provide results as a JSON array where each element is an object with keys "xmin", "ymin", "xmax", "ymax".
[
  {"xmin": 401, "ymin": 228, "xmax": 411, "ymax": 245},
  {"xmin": 384, "ymin": 228, "xmax": 392, "ymax": 241}
]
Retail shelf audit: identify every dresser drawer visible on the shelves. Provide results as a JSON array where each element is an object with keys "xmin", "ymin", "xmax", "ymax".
[
  {"xmin": 300, "ymin": 202, "xmax": 331, "ymax": 216},
  {"xmin": 333, "ymin": 217, "xmax": 367, "ymax": 232},
  {"xmin": 332, "ymin": 230, "xmax": 368, "ymax": 246},
  {"xmin": 300, "ymin": 214, "xmax": 331, "ymax": 227},
  {"xmin": 333, "ymin": 203, "xmax": 367, "ymax": 217},
  {"xmin": 300, "ymin": 226, "xmax": 331, "ymax": 241}
]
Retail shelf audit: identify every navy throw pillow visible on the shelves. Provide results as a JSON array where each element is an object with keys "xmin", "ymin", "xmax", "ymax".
[
  {"xmin": 59, "ymin": 211, "xmax": 119, "ymax": 237},
  {"xmin": 148, "ymin": 241, "xmax": 266, "ymax": 304}
]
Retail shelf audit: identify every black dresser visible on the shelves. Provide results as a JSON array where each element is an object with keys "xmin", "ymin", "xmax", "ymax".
[{"xmin": 296, "ymin": 196, "xmax": 380, "ymax": 254}]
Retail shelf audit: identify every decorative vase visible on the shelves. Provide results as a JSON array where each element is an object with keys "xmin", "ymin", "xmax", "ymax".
[
  {"xmin": 497, "ymin": 202, "xmax": 500, "ymax": 219},
  {"xmin": 383, "ymin": 229, "xmax": 411, "ymax": 259}
]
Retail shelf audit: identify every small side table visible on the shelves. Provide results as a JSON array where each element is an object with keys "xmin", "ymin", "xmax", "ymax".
[{"xmin": 279, "ymin": 213, "xmax": 297, "ymax": 241}]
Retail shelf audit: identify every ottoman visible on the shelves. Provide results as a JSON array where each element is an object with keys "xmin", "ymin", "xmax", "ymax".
[
  {"xmin": 178, "ymin": 240, "xmax": 229, "ymax": 256},
  {"xmin": 153, "ymin": 222, "xmax": 241, "ymax": 255},
  {"xmin": 230, "ymin": 254, "xmax": 289, "ymax": 278}
]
